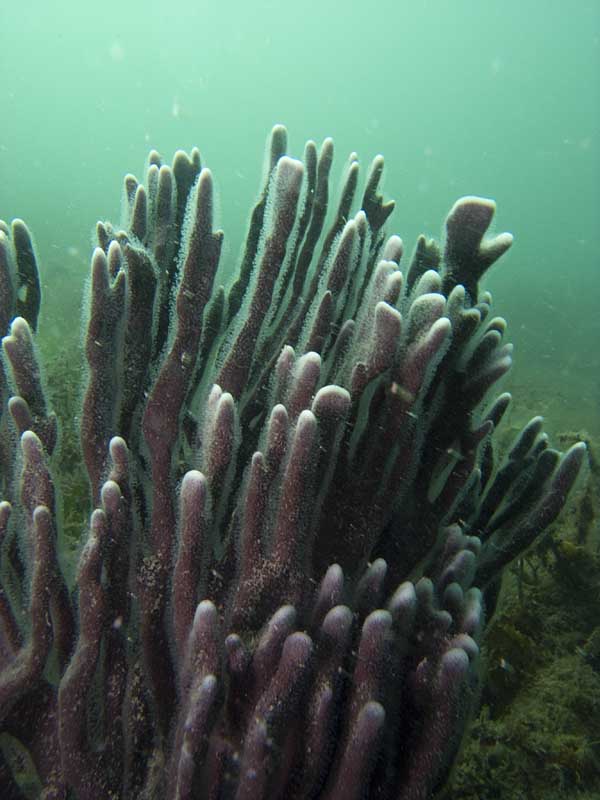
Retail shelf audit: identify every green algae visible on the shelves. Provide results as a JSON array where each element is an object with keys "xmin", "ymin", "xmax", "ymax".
[{"xmin": 450, "ymin": 438, "xmax": 600, "ymax": 799}]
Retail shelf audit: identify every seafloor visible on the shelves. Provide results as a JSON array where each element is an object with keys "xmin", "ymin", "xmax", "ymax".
[{"xmin": 449, "ymin": 373, "xmax": 600, "ymax": 800}]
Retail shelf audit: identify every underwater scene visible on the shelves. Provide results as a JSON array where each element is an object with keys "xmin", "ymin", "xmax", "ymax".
[{"xmin": 0, "ymin": 1, "xmax": 598, "ymax": 798}]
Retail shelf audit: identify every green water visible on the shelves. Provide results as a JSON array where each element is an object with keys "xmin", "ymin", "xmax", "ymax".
[
  {"xmin": 1, "ymin": 0, "xmax": 598, "ymax": 437},
  {"xmin": 1, "ymin": 2, "xmax": 599, "ymax": 797}
]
